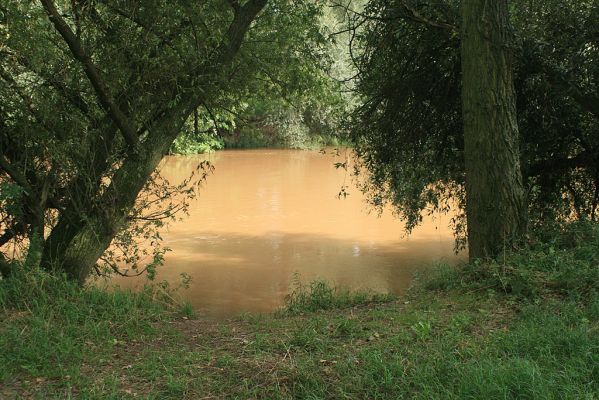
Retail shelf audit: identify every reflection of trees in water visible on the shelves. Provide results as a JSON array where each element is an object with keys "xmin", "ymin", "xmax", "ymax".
[
  {"xmin": 113, "ymin": 230, "xmax": 461, "ymax": 317},
  {"xmin": 109, "ymin": 150, "xmax": 462, "ymax": 316}
]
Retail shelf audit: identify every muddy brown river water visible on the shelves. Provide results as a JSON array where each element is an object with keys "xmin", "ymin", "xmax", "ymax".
[{"xmin": 109, "ymin": 149, "xmax": 463, "ymax": 317}]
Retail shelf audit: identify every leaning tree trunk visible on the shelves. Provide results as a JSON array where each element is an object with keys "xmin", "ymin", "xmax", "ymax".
[
  {"xmin": 460, "ymin": 0, "xmax": 527, "ymax": 259},
  {"xmin": 39, "ymin": 0, "xmax": 268, "ymax": 284},
  {"xmin": 41, "ymin": 103, "xmax": 192, "ymax": 283}
]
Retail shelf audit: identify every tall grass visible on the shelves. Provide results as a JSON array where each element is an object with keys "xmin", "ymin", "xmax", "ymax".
[
  {"xmin": 419, "ymin": 221, "xmax": 599, "ymax": 300},
  {"xmin": 283, "ymin": 275, "xmax": 394, "ymax": 314},
  {"xmin": 0, "ymin": 268, "xmax": 168, "ymax": 381}
]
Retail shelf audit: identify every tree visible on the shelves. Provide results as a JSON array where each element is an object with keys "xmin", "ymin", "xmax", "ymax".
[
  {"xmin": 347, "ymin": 0, "xmax": 599, "ymax": 253},
  {"xmin": 0, "ymin": 0, "xmax": 329, "ymax": 282},
  {"xmin": 168, "ymin": 3, "xmax": 350, "ymax": 152},
  {"xmin": 460, "ymin": 0, "xmax": 527, "ymax": 258}
]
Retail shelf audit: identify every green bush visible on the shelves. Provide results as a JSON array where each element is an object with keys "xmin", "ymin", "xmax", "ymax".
[
  {"xmin": 420, "ymin": 221, "xmax": 599, "ymax": 301},
  {"xmin": 170, "ymin": 133, "xmax": 224, "ymax": 155},
  {"xmin": 223, "ymin": 126, "xmax": 280, "ymax": 149}
]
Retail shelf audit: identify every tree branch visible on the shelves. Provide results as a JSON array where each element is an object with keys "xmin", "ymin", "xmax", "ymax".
[
  {"xmin": 524, "ymin": 40, "xmax": 599, "ymax": 120},
  {"xmin": 2, "ymin": 49, "xmax": 91, "ymax": 115},
  {"xmin": 528, "ymin": 148, "xmax": 598, "ymax": 177},
  {"xmin": 0, "ymin": 66, "xmax": 56, "ymax": 134},
  {"xmin": 216, "ymin": 0, "xmax": 269, "ymax": 66},
  {"xmin": 0, "ymin": 155, "xmax": 32, "ymax": 193},
  {"xmin": 39, "ymin": 0, "xmax": 139, "ymax": 151},
  {"xmin": 0, "ymin": 223, "xmax": 25, "ymax": 247},
  {"xmin": 227, "ymin": 0, "xmax": 241, "ymax": 13},
  {"xmin": 547, "ymin": 73, "xmax": 599, "ymax": 119},
  {"xmin": 329, "ymin": 0, "xmax": 457, "ymax": 33},
  {"xmin": 398, "ymin": 1, "xmax": 457, "ymax": 33}
]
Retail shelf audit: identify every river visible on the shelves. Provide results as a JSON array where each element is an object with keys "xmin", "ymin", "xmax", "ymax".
[{"xmin": 110, "ymin": 149, "xmax": 462, "ymax": 317}]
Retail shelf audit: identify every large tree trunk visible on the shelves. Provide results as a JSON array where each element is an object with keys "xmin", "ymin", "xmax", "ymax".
[
  {"xmin": 41, "ymin": 103, "xmax": 192, "ymax": 283},
  {"xmin": 460, "ymin": 0, "xmax": 527, "ymax": 259}
]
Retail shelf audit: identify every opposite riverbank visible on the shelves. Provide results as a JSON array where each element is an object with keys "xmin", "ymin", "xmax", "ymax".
[{"xmin": 2, "ymin": 222, "xmax": 599, "ymax": 399}]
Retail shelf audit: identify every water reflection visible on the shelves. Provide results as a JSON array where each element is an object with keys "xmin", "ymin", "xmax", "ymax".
[{"xmin": 110, "ymin": 149, "xmax": 463, "ymax": 317}]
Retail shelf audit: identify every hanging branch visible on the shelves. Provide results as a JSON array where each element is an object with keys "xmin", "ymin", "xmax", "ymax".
[{"xmin": 40, "ymin": 0, "xmax": 139, "ymax": 151}]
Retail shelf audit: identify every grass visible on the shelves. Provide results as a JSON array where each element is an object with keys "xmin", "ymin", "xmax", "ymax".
[
  {"xmin": 282, "ymin": 276, "xmax": 394, "ymax": 315},
  {"xmin": 2, "ymin": 222, "xmax": 599, "ymax": 398}
]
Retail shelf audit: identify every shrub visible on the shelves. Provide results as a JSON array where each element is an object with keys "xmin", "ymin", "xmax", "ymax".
[{"xmin": 419, "ymin": 221, "xmax": 599, "ymax": 301}]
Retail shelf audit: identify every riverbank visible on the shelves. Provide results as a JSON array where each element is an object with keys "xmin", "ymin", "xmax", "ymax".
[
  {"xmin": 2, "ymin": 222, "xmax": 599, "ymax": 399},
  {"xmin": 168, "ymin": 128, "xmax": 348, "ymax": 155}
]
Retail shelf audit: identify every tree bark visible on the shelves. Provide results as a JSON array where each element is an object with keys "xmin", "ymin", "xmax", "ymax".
[
  {"xmin": 39, "ymin": 0, "xmax": 269, "ymax": 283},
  {"xmin": 460, "ymin": 0, "xmax": 527, "ymax": 259},
  {"xmin": 50, "ymin": 103, "xmax": 191, "ymax": 283}
]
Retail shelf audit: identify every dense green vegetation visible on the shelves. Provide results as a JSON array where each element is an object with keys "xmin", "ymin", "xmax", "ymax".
[
  {"xmin": 2, "ymin": 222, "xmax": 599, "ymax": 398},
  {"xmin": 2, "ymin": 1, "xmax": 599, "ymax": 398},
  {"xmin": 4, "ymin": 0, "xmax": 595, "ymax": 278},
  {"xmin": 167, "ymin": 4, "xmax": 351, "ymax": 153},
  {"xmin": 0, "ymin": 0, "xmax": 339, "ymax": 280},
  {"xmin": 348, "ymin": 0, "xmax": 599, "ymax": 249}
]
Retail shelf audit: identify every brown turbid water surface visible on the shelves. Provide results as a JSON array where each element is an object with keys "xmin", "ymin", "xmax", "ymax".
[{"xmin": 110, "ymin": 149, "xmax": 463, "ymax": 317}]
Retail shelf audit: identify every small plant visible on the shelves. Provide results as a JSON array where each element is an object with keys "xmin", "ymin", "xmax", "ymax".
[
  {"xmin": 178, "ymin": 302, "xmax": 195, "ymax": 319},
  {"xmin": 289, "ymin": 326, "xmax": 320, "ymax": 350},
  {"xmin": 415, "ymin": 262, "xmax": 463, "ymax": 292},
  {"xmin": 332, "ymin": 318, "xmax": 361, "ymax": 338},
  {"xmin": 283, "ymin": 274, "xmax": 393, "ymax": 314},
  {"xmin": 410, "ymin": 321, "xmax": 433, "ymax": 341}
]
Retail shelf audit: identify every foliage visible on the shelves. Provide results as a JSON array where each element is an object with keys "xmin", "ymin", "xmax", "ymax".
[
  {"xmin": 98, "ymin": 163, "xmax": 213, "ymax": 279},
  {"xmin": 222, "ymin": 108, "xmax": 346, "ymax": 149},
  {"xmin": 169, "ymin": 108, "xmax": 229, "ymax": 154},
  {"xmin": 348, "ymin": 0, "xmax": 599, "ymax": 241},
  {"xmin": 3, "ymin": 223, "xmax": 599, "ymax": 397},
  {"xmin": 223, "ymin": 124, "xmax": 281, "ymax": 148},
  {"xmin": 170, "ymin": 133, "xmax": 224, "ymax": 155},
  {"xmin": 223, "ymin": 0, "xmax": 349, "ymax": 149},
  {"xmin": 0, "ymin": 0, "xmax": 333, "ymax": 281},
  {"xmin": 419, "ymin": 220, "xmax": 599, "ymax": 301},
  {"xmin": 0, "ymin": 183, "xmax": 24, "ymax": 220},
  {"xmin": 171, "ymin": 1, "xmax": 352, "ymax": 152}
]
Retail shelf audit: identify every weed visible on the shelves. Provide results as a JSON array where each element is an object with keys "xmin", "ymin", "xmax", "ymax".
[
  {"xmin": 331, "ymin": 317, "xmax": 361, "ymax": 338},
  {"xmin": 283, "ymin": 275, "xmax": 393, "ymax": 314},
  {"xmin": 410, "ymin": 320, "xmax": 433, "ymax": 341},
  {"xmin": 178, "ymin": 302, "xmax": 195, "ymax": 319}
]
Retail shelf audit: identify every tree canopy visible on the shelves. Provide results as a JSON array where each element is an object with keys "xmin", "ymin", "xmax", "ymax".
[
  {"xmin": 0, "ymin": 0, "xmax": 334, "ymax": 281},
  {"xmin": 348, "ymin": 0, "xmax": 599, "ymax": 246}
]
